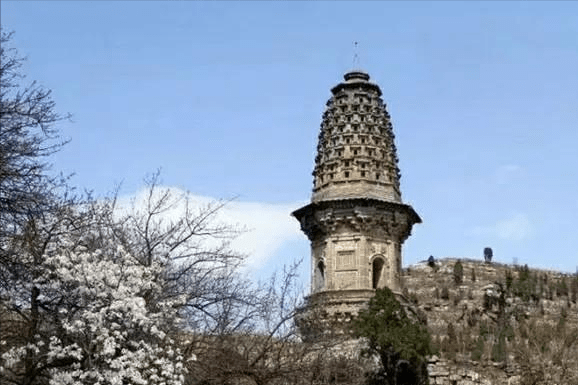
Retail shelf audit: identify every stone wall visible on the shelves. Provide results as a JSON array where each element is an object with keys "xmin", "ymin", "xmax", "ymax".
[
  {"xmin": 427, "ymin": 356, "xmax": 522, "ymax": 385},
  {"xmin": 300, "ymin": 258, "xmax": 577, "ymax": 383}
]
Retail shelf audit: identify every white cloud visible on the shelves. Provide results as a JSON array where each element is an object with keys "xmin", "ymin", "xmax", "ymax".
[
  {"xmin": 494, "ymin": 164, "xmax": 522, "ymax": 185},
  {"xmin": 495, "ymin": 214, "xmax": 533, "ymax": 241},
  {"xmin": 470, "ymin": 213, "xmax": 533, "ymax": 241},
  {"xmin": 217, "ymin": 200, "xmax": 306, "ymax": 268},
  {"xmin": 116, "ymin": 186, "xmax": 306, "ymax": 269}
]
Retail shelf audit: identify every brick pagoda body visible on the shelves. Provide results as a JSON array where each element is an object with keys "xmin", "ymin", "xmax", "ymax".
[{"xmin": 293, "ymin": 70, "xmax": 421, "ymax": 330}]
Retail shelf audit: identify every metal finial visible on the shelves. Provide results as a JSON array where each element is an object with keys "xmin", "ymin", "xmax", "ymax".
[{"xmin": 353, "ymin": 41, "xmax": 360, "ymax": 67}]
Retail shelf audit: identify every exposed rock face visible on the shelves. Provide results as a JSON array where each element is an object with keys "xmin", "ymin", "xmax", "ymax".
[
  {"xmin": 309, "ymin": 259, "xmax": 578, "ymax": 383},
  {"xmin": 293, "ymin": 71, "xmax": 420, "ymax": 328},
  {"xmin": 427, "ymin": 355, "xmax": 516, "ymax": 384},
  {"xmin": 404, "ymin": 258, "xmax": 578, "ymax": 384},
  {"xmin": 292, "ymin": 70, "xmax": 578, "ymax": 383}
]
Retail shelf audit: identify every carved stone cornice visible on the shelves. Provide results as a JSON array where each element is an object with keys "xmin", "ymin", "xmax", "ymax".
[
  {"xmin": 292, "ymin": 198, "xmax": 421, "ymax": 243},
  {"xmin": 293, "ymin": 70, "xmax": 421, "ymax": 333}
]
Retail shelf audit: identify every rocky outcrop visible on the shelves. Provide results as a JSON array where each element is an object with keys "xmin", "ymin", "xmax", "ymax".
[{"xmin": 404, "ymin": 258, "xmax": 578, "ymax": 384}]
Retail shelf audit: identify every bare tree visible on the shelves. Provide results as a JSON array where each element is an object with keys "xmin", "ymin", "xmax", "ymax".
[
  {"xmin": 184, "ymin": 263, "xmax": 307, "ymax": 385},
  {"xmin": 183, "ymin": 260, "xmax": 358, "ymax": 385},
  {"xmin": 0, "ymin": 193, "xmax": 192, "ymax": 385},
  {"xmin": 0, "ymin": 172, "xmax": 250, "ymax": 385},
  {"xmin": 0, "ymin": 29, "xmax": 70, "ymax": 242},
  {"xmin": 0, "ymin": 30, "xmax": 357, "ymax": 385},
  {"xmin": 0, "ymin": 30, "xmax": 79, "ymax": 384},
  {"xmin": 514, "ymin": 318, "xmax": 578, "ymax": 385},
  {"xmin": 111, "ymin": 172, "xmax": 246, "ymax": 333}
]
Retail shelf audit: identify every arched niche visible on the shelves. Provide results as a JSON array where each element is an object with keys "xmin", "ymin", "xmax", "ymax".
[
  {"xmin": 370, "ymin": 255, "xmax": 386, "ymax": 289},
  {"xmin": 314, "ymin": 259, "xmax": 326, "ymax": 291}
]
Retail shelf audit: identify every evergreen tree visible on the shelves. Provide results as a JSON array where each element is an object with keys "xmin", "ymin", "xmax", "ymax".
[
  {"xmin": 352, "ymin": 287, "xmax": 432, "ymax": 385},
  {"xmin": 453, "ymin": 260, "xmax": 463, "ymax": 285},
  {"xmin": 483, "ymin": 247, "xmax": 493, "ymax": 263}
]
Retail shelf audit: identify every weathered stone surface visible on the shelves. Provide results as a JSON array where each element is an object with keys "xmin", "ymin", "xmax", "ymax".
[
  {"xmin": 403, "ymin": 258, "xmax": 578, "ymax": 384},
  {"xmin": 310, "ymin": 70, "xmax": 402, "ymax": 204},
  {"xmin": 427, "ymin": 357, "xmax": 515, "ymax": 384},
  {"xmin": 293, "ymin": 70, "xmax": 420, "ymax": 326},
  {"xmin": 291, "ymin": 69, "xmax": 578, "ymax": 384}
]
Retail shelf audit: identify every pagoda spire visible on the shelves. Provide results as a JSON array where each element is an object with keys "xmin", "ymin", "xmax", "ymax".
[{"xmin": 312, "ymin": 70, "xmax": 402, "ymax": 204}]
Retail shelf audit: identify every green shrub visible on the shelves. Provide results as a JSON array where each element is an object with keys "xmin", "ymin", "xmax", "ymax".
[
  {"xmin": 441, "ymin": 286, "xmax": 450, "ymax": 300},
  {"xmin": 471, "ymin": 336, "xmax": 484, "ymax": 362},
  {"xmin": 351, "ymin": 287, "xmax": 432, "ymax": 385},
  {"xmin": 453, "ymin": 261, "xmax": 463, "ymax": 285}
]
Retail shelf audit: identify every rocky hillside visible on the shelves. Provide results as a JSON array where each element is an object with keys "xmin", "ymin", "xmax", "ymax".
[{"xmin": 402, "ymin": 258, "xmax": 578, "ymax": 385}]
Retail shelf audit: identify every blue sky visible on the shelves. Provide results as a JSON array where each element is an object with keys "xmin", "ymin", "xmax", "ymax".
[{"xmin": 3, "ymin": 1, "xmax": 578, "ymax": 286}]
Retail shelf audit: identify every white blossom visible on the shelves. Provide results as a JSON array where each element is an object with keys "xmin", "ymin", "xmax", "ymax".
[{"xmin": 2, "ymin": 234, "xmax": 186, "ymax": 385}]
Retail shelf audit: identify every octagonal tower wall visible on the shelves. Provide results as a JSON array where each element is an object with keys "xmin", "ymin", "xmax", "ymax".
[{"xmin": 293, "ymin": 70, "xmax": 421, "ymax": 332}]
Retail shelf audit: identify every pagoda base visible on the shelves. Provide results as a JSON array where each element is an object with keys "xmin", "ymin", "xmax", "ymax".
[{"xmin": 295, "ymin": 288, "xmax": 410, "ymax": 341}]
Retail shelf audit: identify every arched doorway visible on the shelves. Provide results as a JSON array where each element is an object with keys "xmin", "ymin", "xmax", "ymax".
[
  {"xmin": 372, "ymin": 257, "xmax": 384, "ymax": 289},
  {"xmin": 315, "ymin": 260, "xmax": 325, "ymax": 291}
]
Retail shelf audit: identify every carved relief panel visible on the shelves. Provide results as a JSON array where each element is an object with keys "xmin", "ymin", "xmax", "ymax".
[
  {"xmin": 337, "ymin": 250, "xmax": 354, "ymax": 269},
  {"xmin": 329, "ymin": 237, "xmax": 359, "ymax": 290},
  {"xmin": 335, "ymin": 270, "xmax": 358, "ymax": 290}
]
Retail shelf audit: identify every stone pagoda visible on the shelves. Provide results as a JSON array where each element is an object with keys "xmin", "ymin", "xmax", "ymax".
[{"xmin": 293, "ymin": 70, "xmax": 421, "ymax": 327}]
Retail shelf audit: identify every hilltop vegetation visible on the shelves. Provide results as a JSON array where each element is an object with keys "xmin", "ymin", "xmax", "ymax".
[
  {"xmin": 3, "ymin": 27, "xmax": 577, "ymax": 385},
  {"xmin": 403, "ymin": 258, "xmax": 578, "ymax": 384}
]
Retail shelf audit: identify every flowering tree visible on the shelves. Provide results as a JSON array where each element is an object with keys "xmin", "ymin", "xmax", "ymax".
[
  {"xmin": 0, "ymin": 29, "xmax": 327, "ymax": 385},
  {"xmin": 1, "ymin": 198, "xmax": 187, "ymax": 385}
]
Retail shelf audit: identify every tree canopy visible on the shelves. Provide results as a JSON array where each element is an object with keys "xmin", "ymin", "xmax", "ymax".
[
  {"xmin": 352, "ymin": 287, "xmax": 432, "ymax": 385},
  {"xmin": 0, "ymin": 30, "xmax": 332, "ymax": 385}
]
